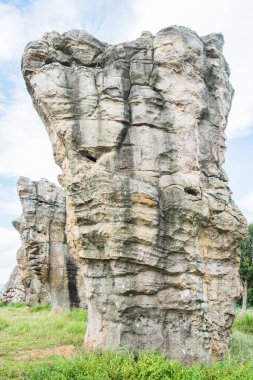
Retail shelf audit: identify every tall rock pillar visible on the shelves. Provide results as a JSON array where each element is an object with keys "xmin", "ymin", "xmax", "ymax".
[{"xmin": 22, "ymin": 26, "xmax": 247, "ymax": 363}]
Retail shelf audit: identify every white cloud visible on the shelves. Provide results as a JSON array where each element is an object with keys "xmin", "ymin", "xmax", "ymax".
[
  {"xmin": 237, "ymin": 191, "xmax": 253, "ymax": 223},
  {"xmin": 0, "ymin": 1, "xmax": 83, "ymax": 62},
  {"xmin": 0, "ymin": 180, "xmax": 21, "ymax": 220},
  {"xmin": 0, "ymin": 0, "xmax": 134, "ymax": 63},
  {"xmin": 0, "ymin": 227, "xmax": 20, "ymax": 284},
  {"xmin": 0, "ymin": 78, "xmax": 60, "ymax": 181},
  {"xmin": 0, "ymin": 268, "xmax": 16, "ymax": 284},
  {"xmin": 0, "ymin": 200, "xmax": 20, "ymax": 217},
  {"xmin": 0, "ymin": 227, "xmax": 20, "ymax": 251},
  {"xmin": 0, "ymin": 3, "xmax": 24, "ymax": 61}
]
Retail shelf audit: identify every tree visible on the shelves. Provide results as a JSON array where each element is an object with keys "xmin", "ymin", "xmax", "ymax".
[{"xmin": 240, "ymin": 223, "xmax": 253, "ymax": 310}]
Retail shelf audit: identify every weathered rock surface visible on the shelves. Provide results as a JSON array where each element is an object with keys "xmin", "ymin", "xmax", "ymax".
[
  {"xmin": 10, "ymin": 176, "xmax": 86, "ymax": 310},
  {"xmin": 2, "ymin": 266, "xmax": 26, "ymax": 304},
  {"xmin": 22, "ymin": 26, "xmax": 247, "ymax": 363},
  {"xmin": 2, "ymin": 254, "xmax": 49, "ymax": 305}
]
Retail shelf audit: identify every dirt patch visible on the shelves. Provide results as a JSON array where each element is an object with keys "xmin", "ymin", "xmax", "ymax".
[{"xmin": 13, "ymin": 345, "xmax": 78, "ymax": 361}]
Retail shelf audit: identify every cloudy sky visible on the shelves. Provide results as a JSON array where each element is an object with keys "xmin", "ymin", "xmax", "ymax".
[{"xmin": 0, "ymin": 0, "xmax": 252, "ymax": 284}]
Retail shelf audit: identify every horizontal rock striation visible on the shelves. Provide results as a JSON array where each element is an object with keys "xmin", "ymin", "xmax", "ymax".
[
  {"xmin": 2, "ymin": 263, "xmax": 50, "ymax": 306},
  {"xmin": 22, "ymin": 26, "xmax": 247, "ymax": 363},
  {"xmin": 11, "ymin": 177, "xmax": 86, "ymax": 310}
]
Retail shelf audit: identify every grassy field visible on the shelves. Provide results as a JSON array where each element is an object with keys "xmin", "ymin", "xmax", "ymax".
[{"xmin": 0, "ymin": 303, "xmax": 253, "ymax": 379}]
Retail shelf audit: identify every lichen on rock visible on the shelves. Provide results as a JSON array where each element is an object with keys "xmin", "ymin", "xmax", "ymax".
[{"xmin": 22, "ymin": 26, "xmax": 247, "ymax": 363}]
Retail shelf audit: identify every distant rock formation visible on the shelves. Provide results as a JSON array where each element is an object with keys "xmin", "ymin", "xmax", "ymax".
[
  {"xmin": 22, "ymin": 26, "xmax": 247, "ymax": 363},
  {"xmin": 1, "ymin": 265, "xmax": 47, "ymax": 304},
  {"xmin": 3, "ymin": 177, "xmax": 86, "ymax": 311},
  {"xmin": 2, "ymin": 267, "xmax": 24, "ymax": 304}
]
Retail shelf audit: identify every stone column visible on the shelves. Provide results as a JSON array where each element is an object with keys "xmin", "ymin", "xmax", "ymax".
[{"xmin": 22, "ymin": 26, "xmax": 247, "ymax": 363}]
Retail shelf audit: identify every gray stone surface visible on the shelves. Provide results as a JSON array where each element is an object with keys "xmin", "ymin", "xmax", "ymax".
[
  {"xmin": 22, "ymin": 26, "xmax": 247, "ymax": 363},
  {"xmin": 8, "ymin": 176, "xmax": 86, "ymax": 310},
  {"xmin": 2, "ymin": 253, "xmax": 49, "ymax": 306},
  {"xmin": 2, "ymin": 266, "xmax": 27, "ymax": 304}
]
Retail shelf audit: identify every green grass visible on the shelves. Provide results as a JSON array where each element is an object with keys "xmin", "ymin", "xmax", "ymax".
[
  {"xmin": 1, "ymin": 304, "xmax": 253, "ymax": 379},
  {"xmin": 231, "ymin": 330, "xmax": 253, "ymax": 362},
  {"xmin": 29, "ymin": 304, "xmax": 51, "ymax": 313},
  {"xmin": 0, "ymin": 301, "xmax": 26, "ymax": 308},
  {"xmin": 0, "ymin": 316, "xmax": 9, "ymax": 331},
  {"xmin": 0, "ymin": 303, "xmax": 87, "ymax": 368},
  {"xmin": 233, "ymin": 312, "xmax": 253, "ymax": 335},
  {"xmin": 2, "ymin": 352, "xmax": 253, "ymax": 380}
]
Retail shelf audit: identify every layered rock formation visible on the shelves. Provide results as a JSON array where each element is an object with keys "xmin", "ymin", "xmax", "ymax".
[
  {"xmin": 2, "ymin": 266, "xmax": 26, "ymax": 304},
  {"xmin": 1, "ymin": 264, "xmax": 49, "ymax": 305},
  {"xmin": 22, "ymin": 26, "xmax": 247, "ymax": 363},
  {"xmin": 9, "ymin": 177, "xmax": 86, "ymax": 310},
  {"xmin": 0, "ymin": 266, "xmax": 26, "ymax": 303}
]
